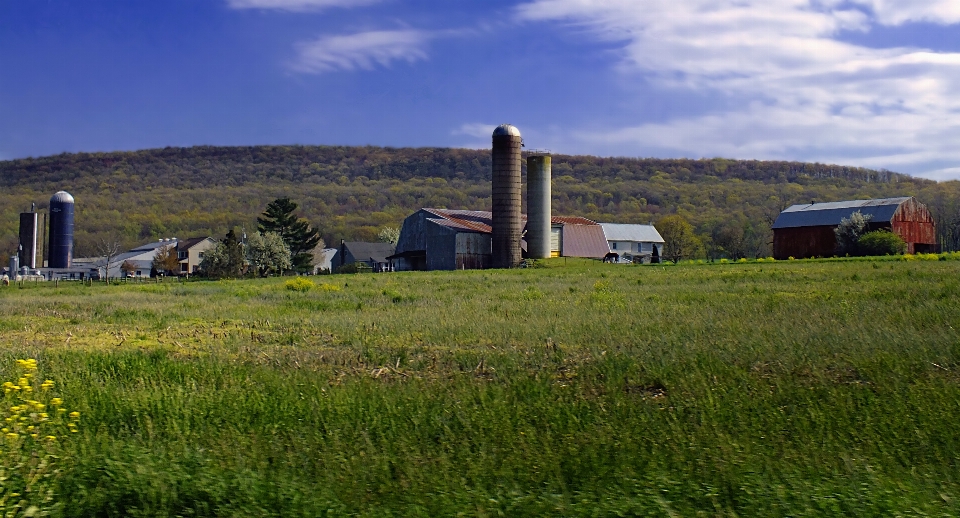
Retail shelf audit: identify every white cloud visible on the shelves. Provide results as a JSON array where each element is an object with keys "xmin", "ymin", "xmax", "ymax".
[
  {"xmin": 452, "ymin": 123, "xmax": 497, "ymax": 139},
  {"xmin": 290, "ymin": 30, "xmax": 430, "ymax": 73},
  {"xmin": 854, "ymin": 0, "xmax": 960, "ymax": 25},
  {"xmin": 517, "ymin": 0, "xmax": 960, "ymax": 178},
  {"xmin": 226, "ymin": 0, "xmax": 381, "ymax": 11}
]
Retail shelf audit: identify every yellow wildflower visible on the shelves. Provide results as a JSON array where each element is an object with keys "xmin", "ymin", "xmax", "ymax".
[
  {"xmin": 6, "ymin": 433, "xmax": 18, "ymax": 440},
  {"xmin": 45, "ymin": 436, "xmax": 56, "ymax": 442},
  {"xmin": 50, "ymin": 398, "xmax": 63, "ymax": 407},
  {"xmin": 69, "ymin": 412, "xmax": 80, "ymax": 419}
]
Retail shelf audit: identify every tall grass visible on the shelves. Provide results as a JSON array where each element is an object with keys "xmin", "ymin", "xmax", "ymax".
[{"xmin": 1, "ymin": 259, "xmax": 959, "ymax": 515}]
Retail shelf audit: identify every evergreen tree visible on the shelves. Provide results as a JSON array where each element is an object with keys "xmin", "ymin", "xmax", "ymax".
[{"xmin": 257, "ymin": 198, "xmax": 321, "ymax": 273}]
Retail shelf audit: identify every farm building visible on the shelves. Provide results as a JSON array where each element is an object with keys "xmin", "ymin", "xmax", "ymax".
[
  {"xmin": 599, "ymin": 223, "xmax": 665, "ymax": 263},
  {"xmin": 772, "ymin": 197, "xmax": 937, "ymax": 259},
  {"xmin": 388, "ymin": 208, "xmax": 610, "ymax": 271},
  {"xmin": 336, "ymin": 241, "xmax": 396, "ymax": 272},
  {"xmin": 175, "ymin": 237, "xmax": 217, "ymax": 275}
]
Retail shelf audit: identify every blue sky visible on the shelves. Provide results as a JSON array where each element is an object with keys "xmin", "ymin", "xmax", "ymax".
[{"xmin": 2, "ymin": 0, "xmax": 959, "ymax": 180}]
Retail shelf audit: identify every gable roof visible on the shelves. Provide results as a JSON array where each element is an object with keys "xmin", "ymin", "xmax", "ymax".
[
  {"xmin": 422, "ymin": 208, "xmax": 600, "ymax": 233},
  {"xmin": 599, "ymin": 223, "xmax": 664, "ymax": 244},
  {"xmin": 343, "ymin": 242, "xmax": 396, "ymax": 264},
  {"xmin": 176, "ymin": 237, "xmax": 214, "ymax": 251},
  {"xmin": 772, "ymin": 197, "xmax": 911, "ymax": 229}
]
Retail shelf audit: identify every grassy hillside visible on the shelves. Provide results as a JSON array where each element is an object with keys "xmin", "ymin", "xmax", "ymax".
[
  {"xmin": 1, "ymin": 257, "xmax": 960, "ymax": 515},
  {"xmin": 3, "ymin": 145, "xmax": 959, "ymax": 259}
]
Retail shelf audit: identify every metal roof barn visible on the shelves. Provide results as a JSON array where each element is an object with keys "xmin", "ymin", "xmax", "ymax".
[
  {"xmin": 390, "ymin": 208, "xmax": 610, "ymax": 271},
  {"xmin": 772, "ymin": 197, "xmax": 936, "ymax": 259}
]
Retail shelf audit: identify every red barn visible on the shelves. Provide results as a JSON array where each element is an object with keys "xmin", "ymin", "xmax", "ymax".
[{"xmin": 772, "ymin": 197, "xmax": 937, "ymax": 259}]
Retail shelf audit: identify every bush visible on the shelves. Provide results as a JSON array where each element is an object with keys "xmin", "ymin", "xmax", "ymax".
[
  {"xmin": 284, "ymin": 277, "xmax": 315, "ymax": 292},
  {"xmin": 857, "ymin": 231, "xmax": 906, "ymax": 256}
]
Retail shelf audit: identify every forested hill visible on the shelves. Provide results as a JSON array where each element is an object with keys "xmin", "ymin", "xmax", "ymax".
[
  {"xmin": 1, "ymin": 145, "xmax": 958, "ymax": 259},
  {"xmin": 0, "ymin": 145, "xmax": 917, "ymax": 189}
]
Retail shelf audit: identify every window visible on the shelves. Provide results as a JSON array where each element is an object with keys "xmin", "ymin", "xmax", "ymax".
[
  {"xmin": 178, "ymin": 251, "xmax": 188, "ymax": 260},
  {"xmin": 611, "ymin": 242, "xmax": 617, "ymax": 250}
]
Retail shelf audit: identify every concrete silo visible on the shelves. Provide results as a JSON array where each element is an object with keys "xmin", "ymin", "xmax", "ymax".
[
  {"xmin": 491, "ymin": 124, "xmax": 523, "ymax": 269},
  {"xmin": 526, "ymin": 154, "xmax": 552, "ymax": 259},
  {"xmin": 18, "ymin": 210, "xmax": 38, "ymax": 269},
  {"xmin": 47, "ymin": 191, "xmax": 75, "ymax": 268}
]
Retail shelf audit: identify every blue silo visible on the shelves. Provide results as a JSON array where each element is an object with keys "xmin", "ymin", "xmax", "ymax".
[{"xmin": 47, "ymin": 191, "xmax": 75, "ymax": 268}]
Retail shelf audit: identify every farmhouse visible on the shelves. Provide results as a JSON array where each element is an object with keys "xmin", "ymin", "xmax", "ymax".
[
  {"xmin": 772, "ymin": 197, "xmax": 937, "ymax": 259},
  {"xmin": 599, "ymin": 223, "xmax": 665, "ymax": 263},
  {"xmin": 176, "ymin": 237, "xmax": 217, "ymax": 275},
  {"xmin": 388, "ymin": 208, "xmax": 610, "ymax": 271}
]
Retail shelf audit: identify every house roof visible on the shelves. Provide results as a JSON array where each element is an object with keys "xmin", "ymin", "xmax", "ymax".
[
  {"xmin": 772, "ymin": 197, "xmax": 911, "ymax": 229},
  {"xmin": 176, "ymin": 237, "xmax": 213, "ymax": 251},
  {"xmin": 599, "ymin": 223, "xmax": 665, "ymax": 244},
  {"xmin": 343, "ymin": 242, "xmax": 396, "ymax": 264},
  {"xmin": 561, "ymin": 224, "xmax": 612, "ymax": 258}
]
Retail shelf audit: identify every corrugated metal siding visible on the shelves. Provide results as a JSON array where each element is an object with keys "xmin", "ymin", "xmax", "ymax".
[
  {"xmin": 395, "ymin": 210, "xmax": 430, "ymax": 255},
  {"xmin": 561, "ymin": 225, "xmax": 611, "ymax": 258},
  {"xmin": 425, "ymin": 222, "xmax": 457, "ymax": 271},
  {"xmin": 455, "ymin": 233, "xmax": 491, "ymax": 270}
]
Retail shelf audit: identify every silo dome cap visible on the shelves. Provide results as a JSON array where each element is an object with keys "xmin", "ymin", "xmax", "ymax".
[
  {"xmin": 492, "ymin": 124, "xmax": 521, "ymax": 137},
  {"xmin": 50, "ymin": 191, "xmax": 75, "ymax": 204}
]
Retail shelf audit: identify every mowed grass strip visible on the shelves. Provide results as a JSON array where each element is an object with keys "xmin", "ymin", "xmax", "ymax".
[{"xmin": 1, "ymin": 259, "xmax": 959, "ymax": 516}]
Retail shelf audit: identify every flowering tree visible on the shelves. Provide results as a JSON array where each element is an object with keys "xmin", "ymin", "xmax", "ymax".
[{"xmin": 246, "ymin": 232, "xmax": 291, "ymax": 277}]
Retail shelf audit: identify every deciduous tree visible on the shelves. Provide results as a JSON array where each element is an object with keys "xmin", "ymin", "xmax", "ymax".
[
  {"xmin": 246, "ymin": 232, "xmax": 291, "ymax": 277},
  {"xmin": 152, "ymin": 244, "xmax": 179, "ymax": 276},
  {"xmin": 656, "ymin": 215, "xmax": 704, "ymax": 263},
  {"xmin": 834, "ymin": 211, "xmax": 872, "ymax": 256}
]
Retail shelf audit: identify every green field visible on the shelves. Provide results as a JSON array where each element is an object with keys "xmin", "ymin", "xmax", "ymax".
[{"xmin": 2, "ymin": 258, "xmax": 960, "ymax": 516}]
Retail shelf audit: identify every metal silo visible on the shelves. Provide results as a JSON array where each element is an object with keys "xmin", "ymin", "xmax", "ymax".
[
  {"xmin": 47, "ymin": 191, "xmax": 75, "ymax": 268},
  {"xmin": 491, "ymin": 124, "xmax": 522, "ymax": 268},
  {"xmin": 526, "ymin": 154, "xmax": 552, "ymax": 259},
  {"xmin": 18, "ymin": 211, "xmax": 38, "ymax": 269}
]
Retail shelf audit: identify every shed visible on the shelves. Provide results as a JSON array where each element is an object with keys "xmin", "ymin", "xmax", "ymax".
[
  {"xmin": 772, "ymin": 197, "xmax": 937, "ymax": 259},
  {"xmin": 337, "ymin": 241, "xmax": 396, "ymax": 272}
]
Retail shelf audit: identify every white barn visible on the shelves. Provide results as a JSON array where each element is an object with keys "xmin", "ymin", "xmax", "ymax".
[{"xmin": 599, "ymin": 223, "xmax": 665, "ymax": 263}]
